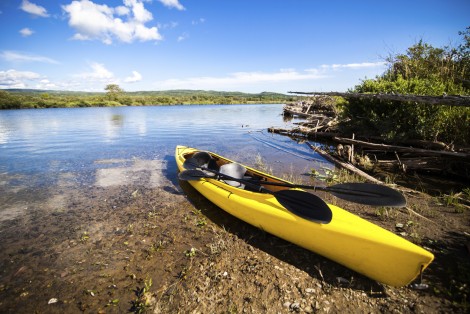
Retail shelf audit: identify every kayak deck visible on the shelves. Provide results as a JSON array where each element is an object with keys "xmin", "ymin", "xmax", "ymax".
[{"xmin": 175, "ymin": 145, "xmax": 434, "ymax": 287}]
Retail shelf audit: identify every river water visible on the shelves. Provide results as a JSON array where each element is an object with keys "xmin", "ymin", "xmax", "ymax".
[{"xmin": 0, "ymin": 104, "xmax": 331, "ymax": 222}]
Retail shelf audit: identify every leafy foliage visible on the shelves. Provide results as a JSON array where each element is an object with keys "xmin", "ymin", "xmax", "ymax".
[
  {"xmin": 105, "ymin": 84, "xmax": 124, "ymax": 101},
  {"xmin": 0, "ymin": 89, "xmax": 298, "ymax": 110},
  {"xmin": 343, "ymin": 27, "xmax": 470, "ymax": 146}
]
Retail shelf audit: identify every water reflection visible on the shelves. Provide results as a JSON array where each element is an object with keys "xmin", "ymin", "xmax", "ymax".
[
  {"xmin": 111, "ymin": 114, "xmax": 124, "ymax": 126},
  {"xmin": 0, "ymin": 104, "xmax": 330, "ymax": 188},
  {"xmin": 283, "ymin": 114, "xmax": 293, "ymax": 123}
]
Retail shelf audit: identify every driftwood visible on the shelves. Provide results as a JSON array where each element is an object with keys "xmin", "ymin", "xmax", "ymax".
[
  {"xmin": 269, "ymin": 126, "xmax": 470, "ymax": 179},
  {"xmin": 367, "ymin": 137, "xmax": 450, "ymax": 151},
  {"xmin": 333, "ymin": 137, "xmax": 470, "ymax": 159},
  {"xmin": 306, "ymin": 143, "xmax": 383, "ymax": 184},
  {"xmin": 377, "ymin": 157, "xmax": 443, "ymax": 173},
  {"xmin": 283, "ymin": 96, "xmax": 337, "ymax": 119},
  {"xmin": 268, "ymin": 127, "xmax": 340, "ymax": 139},
  {"xmin": 288, "ymin": 91, "xmax": 470, "ymax": 107}
]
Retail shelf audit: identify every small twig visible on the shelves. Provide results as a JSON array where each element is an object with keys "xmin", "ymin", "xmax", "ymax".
[
  {"xmin": 314, "ymin": 265, "xmax": 325, "ymax": 283},
  {"xmin": 402, "ymin": 206, "xmax": 437, "ymax": 224}
]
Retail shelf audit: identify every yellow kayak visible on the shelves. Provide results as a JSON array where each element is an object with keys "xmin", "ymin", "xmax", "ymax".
[{"xmin": 175, "ymin": 145, "xmax": 434, "ymax": 286}]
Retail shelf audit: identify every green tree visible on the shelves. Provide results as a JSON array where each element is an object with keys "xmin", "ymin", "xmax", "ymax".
[{"xmin": 105, "ymin": 84, "xmax": 124, "ymax": 101}]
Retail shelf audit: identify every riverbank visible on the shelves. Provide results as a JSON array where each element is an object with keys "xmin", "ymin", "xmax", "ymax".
[
  {"xmin": 0, "ymin": 89, "xmax": 297, "ymax": 109},
  {"xmin": 0, "ymin": 163, "xmax": 469, "ymax": 313}
]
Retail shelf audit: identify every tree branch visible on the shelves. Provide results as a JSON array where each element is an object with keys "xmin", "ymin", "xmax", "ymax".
[{"xmin": 288, "ymin": 91, "xmax": 470, "ymax": 107}]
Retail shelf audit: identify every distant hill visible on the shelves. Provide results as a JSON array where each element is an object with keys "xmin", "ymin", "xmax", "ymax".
[
  {"xmin": 1, "ymin": 88, "xmax": 299, "ymax": 109},
  {"xmin": 4, "ymin": 88, "xmax": 290, "ymax": 98}
]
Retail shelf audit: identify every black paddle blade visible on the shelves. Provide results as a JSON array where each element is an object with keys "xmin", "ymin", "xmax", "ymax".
[
  {"xmin": 274, "ymin": 190, "xmax": 332, "ymax": 224},
  {"xmin": 329, "ymin": 183, "xmax": 406, "ymax": 207},
  {"xmin": 183, "ymin": 151, "xmax": 212, "ymax": 169},
  {"xmin": 178, "ymin": 169, "xmax": 215, "ymax": 181}
]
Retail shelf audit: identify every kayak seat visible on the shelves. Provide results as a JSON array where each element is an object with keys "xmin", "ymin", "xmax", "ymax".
[
  {"xmin": 207, "ymin": 158, "xmax": 219, "ymax": 171},
  {"xmin": 220, "ymin": 163, "xmax": 247, "ymax": 189}
]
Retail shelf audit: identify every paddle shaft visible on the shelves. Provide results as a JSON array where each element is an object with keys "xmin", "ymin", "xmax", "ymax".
[
  {"xmin": 244, "ymin": 180, "xmax": 383, "ymax": 198},
  {"xmin": 195, "ymin": 168, "xmax": 380, "ymax": 197}
]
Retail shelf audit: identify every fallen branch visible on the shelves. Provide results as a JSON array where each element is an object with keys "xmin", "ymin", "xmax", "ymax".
[
  {"xmin": 288, "ymin": 91, "xmax": 470, "ymax": 107},
  {"xmin": 333, "ymin": 137, "xmax": 470, "ymax": 159},
  {"xmin": 267, "ymin": 127, "xmax": 340, "ymax": 139},
  {"xmin": 306, "ymin": 142, "xmax": 383, "ymax": 184}
]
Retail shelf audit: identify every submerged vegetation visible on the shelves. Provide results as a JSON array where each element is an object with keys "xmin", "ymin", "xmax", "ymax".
[
  {"xmin": 0, "ymin": 88, "xmax": 297, "ymax": 110},
  {"xmin": 342, "ymin": 27, "xmax": 470, "ymax": 146}
]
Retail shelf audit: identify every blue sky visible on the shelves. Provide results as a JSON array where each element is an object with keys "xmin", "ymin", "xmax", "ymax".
[{"xmin": 0, "ymin": 0, "xmax": 468, "ymax": 93}]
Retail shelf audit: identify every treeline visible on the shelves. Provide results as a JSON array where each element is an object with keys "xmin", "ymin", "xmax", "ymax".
[
  {"xmin": 0, "ymin": 89, "xmax": 297, "ymax": 110},
  {"xmin": 342, "ymin": 27, "xmax": 470, "ymax": 146}
]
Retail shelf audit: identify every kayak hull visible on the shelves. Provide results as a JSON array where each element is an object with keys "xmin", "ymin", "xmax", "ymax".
[{"xmin": 175, "ymin": 145, "xmax": 434, "ymax": 286}]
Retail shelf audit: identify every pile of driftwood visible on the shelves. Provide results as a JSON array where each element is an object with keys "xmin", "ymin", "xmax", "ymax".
[
  {"xmin": 283, "ymin": 96, "xmax": 340, "ymax": 133},
  {"xmin": 272, "ymin": 97, "xmax": 470, "ymax": 182}
]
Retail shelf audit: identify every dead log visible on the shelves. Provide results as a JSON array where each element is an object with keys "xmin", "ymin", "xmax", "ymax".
[
  {"xmin": 288, "ymin": 91, "xmax": 470, "ymax": 107},
  {"xmin": 268, "ymin": 127, "xmax": 340, "ymax": 139},
  {"xmin": 306, "ymin": 143, "xmax": 383, "ymax": 184},
  {"xmin": 366, "ymin": 137, "xmax": 450, "ymax": 151},
  {"xmin": 333, "ymin": 137, "xmax": 470, "ymax": 159},
  {"xmin": 376, "ymin": 157, "xmax": 444, "ymax": 173}
]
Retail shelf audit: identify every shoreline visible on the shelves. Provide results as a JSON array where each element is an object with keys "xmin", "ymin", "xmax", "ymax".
[{"xmin": 0, "ymin": 164, "xmax": 469, "ymax": 312}]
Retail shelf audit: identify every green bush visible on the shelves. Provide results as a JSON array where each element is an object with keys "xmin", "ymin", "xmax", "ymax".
[{"xmin": 343, "ymin": 28, "xmax": 470, "ymax": 146}]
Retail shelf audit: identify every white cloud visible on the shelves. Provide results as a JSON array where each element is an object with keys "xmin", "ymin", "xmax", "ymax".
[
  {"xmin": 36, "ymin": 79, "xmax": 58, "ymax": 89},
  {"xmin": 20, "ymin": 0, "xmax": 49, "ymax": 17},
  {"xmin": 158, "ymin": 0, "xmax": 185, "ymax": 10},
  {"xmin": 1, "ymin": 51, "xmax": 59, "ymax": 64},
  {"xmin": 319, "ymin": 62, "xmax": 386, "ymax": 70},
  {"xmin": 76, "ymin": 62, "xmax": 115, "ymax": 81},
  {"xmin": 125, "ymin": 0, "xmax": 152, "ymax": 23},
  {"xmin": 192, "ymin": 18, "xmax": 205, "ymax": 25},
  {"xmin": 177, "ymin": 32, "xmax": 188, "ymax": 42},
  {"xmin": 154, "ymin": 62, "xmax": 387, "ymax": 92},
  {"xmin": 115, "ymin": 5, "xmax": 130, "ymax": 16},
  {"xmin": 62, "ymin": 0, "xmax": 162, "ymax": 45},
  {"xmin": 158, "ymin": 21, "xmax": 178, "ymax": 29},
  {"xmin": 155, "ymin": 69, "xmax": 325, "ymax": 90},
  {"xmin": 19, "ymin": 28, "xmax": 34, "ymax": 37},
  {"xmin": 124, "ymin": 70, "xmax": 142, "ymax": 83},
  {"xmin": 0, "ymin": 69, "xmax": 42, "ymax": 88}
]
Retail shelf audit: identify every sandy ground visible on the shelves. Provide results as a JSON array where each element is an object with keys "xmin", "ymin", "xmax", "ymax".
[{"xmin": 0, "ymin": 158, "xmax": 469, "ymax": 313}]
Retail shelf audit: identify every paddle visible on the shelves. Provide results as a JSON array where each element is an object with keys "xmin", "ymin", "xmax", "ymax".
[
  {"xmin": 182, "ymin": 152, "xmax": 406, "ymax": 207},
  {"xmin": 179, "ymin": 169, "xmax": 333, "ymax": 224},
  {"xmin": 240, "ymin": 181, "xmax": 406, "ymax": 207},
  {"xmin": 179, "ymin": 169, "xmax": 406, "ymax": 207}
]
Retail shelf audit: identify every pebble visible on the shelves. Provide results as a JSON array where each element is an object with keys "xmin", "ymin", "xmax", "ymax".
[
  {"xmin": 290, "ymin": 302, "xmax": 300, "ymax": 311},
  {"xmin": 336, "ymin": 277, "xmax": 349, "ymax": 284},
  {"xmin": 48, "ymin": 298, "xmax": 58, "ymax": 304},
  {"xmin": 411, "ymin": 283, "xmax": 429, "ymax": 290}
]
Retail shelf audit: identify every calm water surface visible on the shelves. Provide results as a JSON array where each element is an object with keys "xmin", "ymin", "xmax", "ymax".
[{"xmin": 0, "ymin": 104, "xmax": 331, "ymax": 221}]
